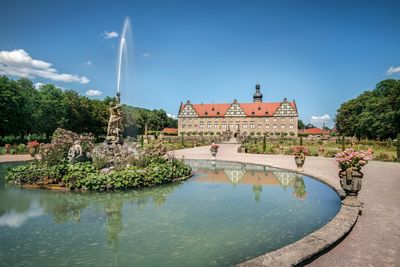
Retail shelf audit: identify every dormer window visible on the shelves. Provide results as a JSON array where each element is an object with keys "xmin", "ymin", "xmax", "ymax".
[
  {"xmin": 217, "ymin": 111, "xmax": 220, "ymax": 115},
  {"xmin": 258, "ymin": 107, "xmax": 261, "ymax": 110},
  {"xmin": 251, "ymin": 111, "xmax": 255, "ymax": 115},
  {"xmin": 205, "ymin": 112, "xmax": 208, "ymax": 115},
  {"xmin": 212, "ymin": 107, "xmax": 215, "ymax": 111}
]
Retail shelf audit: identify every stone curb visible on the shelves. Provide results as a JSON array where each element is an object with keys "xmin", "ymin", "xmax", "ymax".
[
  {"xmin": 235, "ymin": 205, "xmax": 359, "ymax": 267},
  {"xmin": 182, "ymin": 157, "xmax": 360, "ymax": 267}
]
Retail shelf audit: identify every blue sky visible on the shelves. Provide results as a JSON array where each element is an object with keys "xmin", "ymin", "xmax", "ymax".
[{"xmin": 1, "ymin": 0, "xmax": 400, "ymax": 127}]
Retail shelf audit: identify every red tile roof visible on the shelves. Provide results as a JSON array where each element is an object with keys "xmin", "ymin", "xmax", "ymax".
[
  {"xmin": 189, "ymin": 101, "xmax": 296, "ymax": 117},
  {"xmin": 191, "ymin": 103, "xmax": 231, "ymax": 117},
  {"xmin": 162, "ymin": 128, "xmax": 178, "ymax": 135},
  {"xmin": 303, "ymin": 128, "xmax": 324, "ymax": 135}
]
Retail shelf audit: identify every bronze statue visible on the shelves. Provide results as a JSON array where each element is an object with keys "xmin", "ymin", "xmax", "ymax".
[{"xmin": 106, "ymin": 92, "xmax": 123, "ymax": 144}]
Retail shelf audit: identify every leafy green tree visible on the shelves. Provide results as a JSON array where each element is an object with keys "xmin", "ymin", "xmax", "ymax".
[
  {"xmin": 298, "ymin": 119, "xmax": 305, "ymax": 129},
  {"xmin": 0, "ymin": 76, "xmax": 178, "ymax": 139},
  {"xmin": 336, "ymin": 79, "xmax": 400, "ymax": 139},
  {"xmin": 305, "ymin": 123, "xmax": 316, "ymax": 129},
  {"xmin": 36, "ymin": 84, "xmax": 66, "ymax": 138},
  {"xmin": 16, "ymin": 78, "xmax": 40, "ymax": 135}
]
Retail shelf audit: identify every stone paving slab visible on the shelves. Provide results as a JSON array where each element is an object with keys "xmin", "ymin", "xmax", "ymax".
[
  {"xmin": 173, "ymin": 144, "xmax": 400, "ymax": 266},
  {"xmin": 0, "ymin": 154, "xmax": 33, "ymax": 163}
]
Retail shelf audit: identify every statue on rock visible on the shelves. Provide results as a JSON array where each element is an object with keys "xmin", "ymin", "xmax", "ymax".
[{"xmin": 106, "ymin": 92, "xmax": 124, "ymax": 144}]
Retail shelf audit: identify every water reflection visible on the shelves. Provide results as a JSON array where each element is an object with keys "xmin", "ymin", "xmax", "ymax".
[
  {"xmin": 187, "ymin": 160, "xmax": 307, "ymax": 202},
  {"xmin": 0, "ymin": 202, "xmax": 43, "ymax": 228},
  {"xmin": 0, "ymin": 164, "xmax": 180, "ymax": 253},
  {"xmin": 0, "ymin": 161, "xmax": 339, "ymax": 267}
]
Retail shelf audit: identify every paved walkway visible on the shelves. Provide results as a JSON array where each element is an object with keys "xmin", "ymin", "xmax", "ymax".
[
  {"xmin": 0, "ymin": 154, "xmax": 33, "ymax": 163},
  {"xmin": 173, "ymin": 144, "xmax": 400, "ymax": 267}
]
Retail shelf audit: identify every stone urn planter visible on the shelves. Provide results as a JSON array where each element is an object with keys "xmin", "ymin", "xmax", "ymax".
[
  {"xmin": 210, "ymin": 144, "xmax": 219, "ymax": 160},
  {"xmin": 210, "ymin": 148, "xmax": 218, "ymax": 159},
  {"xmin": 339, "ymin": 168, "xmax": 363, "ymax": 207},
  {"xmin": 294, "ymin": 156, "xmax": 305, "ymax": 172},
  {"xmin": 27, "ymin": 140, "xmax": 40, "ymax": 158},
  {"xmin": 292, "ymin": 146, "xmax": 309, "ymax": 172},
  {"xmin": 5, "ymin": 144, "xmax": 11, "ymax": 154},
  {"xmin": 335, "ymin": 148, "xmax": 373, "ymax": 207},
  {"xmin": 29, "ymin": 148, "xmax": 36, "ymax": 157}
]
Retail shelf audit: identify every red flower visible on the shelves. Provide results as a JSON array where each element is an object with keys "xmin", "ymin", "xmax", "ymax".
[
  {"xmin": 27, "ymin": 140, "xmax": 40, "ymax": 149},
  {"xmin": 211, "ymin": 144, "xmax": 219, "ymax": 149}
]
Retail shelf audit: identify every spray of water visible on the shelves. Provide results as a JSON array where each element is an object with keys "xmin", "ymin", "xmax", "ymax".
[{"xmin": 116, "ymin": 17, "xmax": 131, "ymax": 94}]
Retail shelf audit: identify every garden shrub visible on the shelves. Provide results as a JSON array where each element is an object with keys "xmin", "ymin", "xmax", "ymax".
[
  {"xmin": 325, "ymin": 149, "xmax": 339, "ymax": 158},
  {"xmin": 6, "ymin": 158, "xmax": 192, "ymax": 191},
  {"xmin": 6, "ymin": 163, "xmax": 50, "ymax": 184},
  {"xmin": 374, "ymin": 152, "xmax": 396, "ymax": 162},
  {"xmin": 16, "ymin": 144, "xmax": 26, "ymax": 154},
  {"xmin": 39, "ymin": 128, "xmax": 94, "ymax": 166}
]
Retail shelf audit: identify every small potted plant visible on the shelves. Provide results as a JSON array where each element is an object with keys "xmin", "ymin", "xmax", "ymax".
[
  {"xmin": 27, "ymin": 140, "xmax": 40, "ymax": 157},
  {"xmin": 210, "ymin": 143, "xmax": 219, "ymax": 159},
  {"xmin": 335, "ymin": 148, "xmax": 373, "ymax": 206},
  {"xmin": 292, "ymin": 146, "xmax": 309, "ymax": 172}
]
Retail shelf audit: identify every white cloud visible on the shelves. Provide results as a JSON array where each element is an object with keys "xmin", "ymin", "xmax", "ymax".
[
  {"xmin": 310, "ymin": 114, "xmax": 330, "ymax": 123},
  {"xmin": 387, "ymin": 66, "xmax": 400, "ymax": 76},
  {"xmin": 34, "ymin": 82, "xmax": 44, "ymax": 89},
  {"xmin": 103, "ymin": 31, "xmax": 119, "ymax": 39},
  {"xmin": 0, "ymin": 203, "xmax": 43, "ymax": 228},
  {"xmin": 86, "ymin": 60, "xmax": 92, "ymax": 66},
  {"xmin": 142, "ymin": 52, "xmax": 150, "ymax": 57},
  {"xmin": 167, "ymin": 114, "xmax": 177, "ymax": 119},
  {"xmin": 86, "ymin": 89, "xmax": 103, "ymax": 96},
  {"xmin": 0, "ymin": 49, "xmax": 89, "ymax": 84}
]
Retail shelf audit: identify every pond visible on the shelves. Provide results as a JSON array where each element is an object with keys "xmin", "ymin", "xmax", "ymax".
[{"xmin": 0, "ymin": 160, "xmax": 340, "ymax": 267}]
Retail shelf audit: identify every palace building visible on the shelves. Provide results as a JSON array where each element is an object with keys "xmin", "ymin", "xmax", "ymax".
[{"xmin": 178, "ymin": 84, "xmax": 299, "ymax": 137}]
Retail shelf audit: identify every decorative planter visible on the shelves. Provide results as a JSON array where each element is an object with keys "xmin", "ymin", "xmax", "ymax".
[
  {"xmin": 5, "ymin": 144, "xmax": 11, "ymax": 154},
  {"xmin": 295, "ymin": 156, "xmax": 305, "ymax": 172},
  {"xmin": 210, "ymin": 149, "xmax": 218, "ymax": 160},
  {"xmin": 29, "ymin": 148, "xmax": 36, "ymax": 157},
  {"xmin": 339, "ymin": 168, "xmax": 363, "ymax": 207}
]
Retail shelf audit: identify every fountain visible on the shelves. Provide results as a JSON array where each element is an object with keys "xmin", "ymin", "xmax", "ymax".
[
  {"xmin": 5, "ymin": 17, "xmax": 192, "ymax": 191},
  {"xmin": 105, "ymin": 17, "xmax": 131, "ymax": 145},
  {"xmin": 92, "ymin": 17, "xmax": 139, "ymax": 170}
]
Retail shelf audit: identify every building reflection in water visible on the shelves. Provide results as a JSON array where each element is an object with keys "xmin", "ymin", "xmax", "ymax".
[{"xmin": 187, "ymin": 159, "xmax": 307, "ymax": 202}]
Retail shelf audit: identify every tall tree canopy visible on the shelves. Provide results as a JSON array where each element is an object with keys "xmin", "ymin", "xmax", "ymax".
[
  {"xmin": 297, "ymin": 119, "xmax": 305, "ymax": 130},
  {"xmin": 335, "ymin": 79, "xmax": 400, "ymax": 139},
  {"xmin": 0, "ymin": 76, "xmax": 177, "ymax": 138}
]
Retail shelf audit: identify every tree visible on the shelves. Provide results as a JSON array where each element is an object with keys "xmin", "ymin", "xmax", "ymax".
[
  {"xmin": 0, "ymin": 76, "xmax": 25, "ymax": 136},
  {"xmin": 305, "ymin": 123, "xmax": 316, "ymax": 129},
  {"xmin": 0, "ymin": 76, "xmax": 178, "ymax": 139},
  {"xmin": 298, "ymin": 119, "xmax": 305, "ymax": 130},
  {"xmin": 16, "ymin": 78, "xmax": 40, "ymax": 135},
  {"xmin": 336, "ymin": 79, "xmax": 400, "ymax": 139},
  {"xmin": 36, "ymin": 84, "xmax": 66, "ymax": 138}
]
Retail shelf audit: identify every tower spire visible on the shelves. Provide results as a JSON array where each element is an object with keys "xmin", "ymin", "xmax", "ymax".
[{"xmin": 253, "ymin": 83, "xmax": 263, "ymax": 102}]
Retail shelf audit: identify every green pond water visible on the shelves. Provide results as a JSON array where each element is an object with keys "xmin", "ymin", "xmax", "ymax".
[{"xmin": 0, "ymin": 160, "xmax": 340, "ymax": 267}]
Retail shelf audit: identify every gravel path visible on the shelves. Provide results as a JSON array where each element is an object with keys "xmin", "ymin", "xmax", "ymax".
[{"xmin": 173, "ymin": 144, "xmax": 400, "ymax": 267}]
